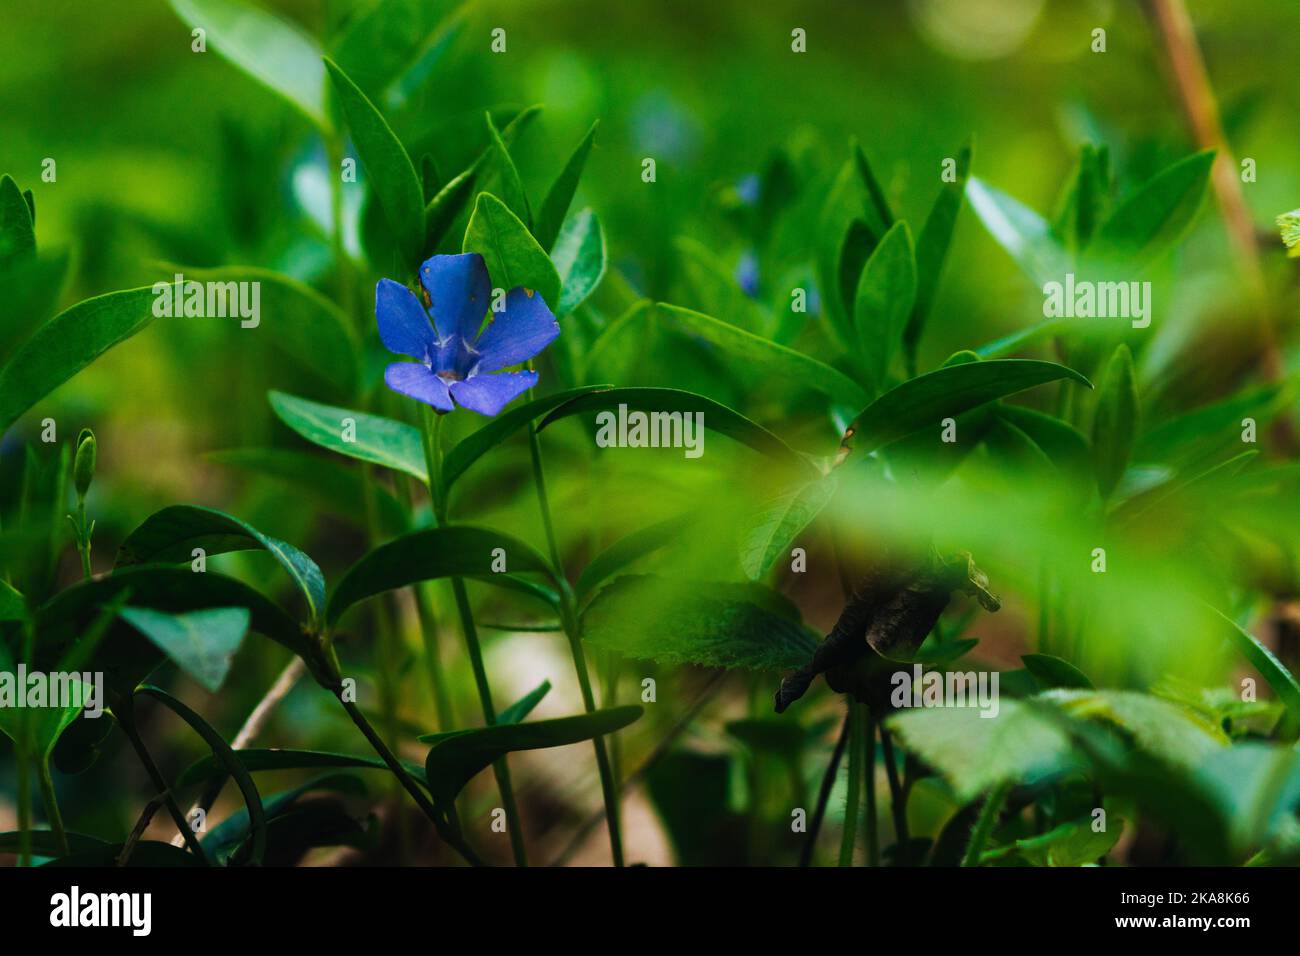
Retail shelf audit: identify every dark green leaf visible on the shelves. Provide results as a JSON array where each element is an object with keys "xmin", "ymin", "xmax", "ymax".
[
  {"xmin": 177, "ymin": 748, "xmax": 425, "ymax": 790},
  {"xmin": 576, "ymin": 513, "xmax": 694, "ymax": 603},
  {"xmin": 119, "ymin": 606, "xmax": 250, "ymax": 693},
  {"xmin": 1022, "ymin": 653, "xmax": 1094, "ymax": 690},
  {"xmin": 1092, "ymin": 344, "xmax": 1138, "ymax": 498},
  {"xmin": 463, "ymin": 192, "xmax": 562, "ymax": 311},
  {"xmin": 852, "ymin": 220, "xmax": 916, "ymax": 393},
  {"xmin": 907, "ymin": 141, "xmax": 971, "ymax": 362},
  {"xmin": 535, "ymin": 120, "xmax": 598, "ymax": 251},
  {"xmin": 739, "ymin": 476, "xmax": 837, "ymax": 581},
  {"xmin": 0, "ymin": 174, "xmax": 35, "ymax": 261}
]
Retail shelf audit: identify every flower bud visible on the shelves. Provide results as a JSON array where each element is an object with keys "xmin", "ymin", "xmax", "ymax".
[{"xmin": 74, "ymin": 428, "xmax": 96, "ymax": 498}]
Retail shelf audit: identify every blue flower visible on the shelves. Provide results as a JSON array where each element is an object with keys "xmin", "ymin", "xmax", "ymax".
[{"xmin": 376, "ymin": 252, "xmax": 560, "ymax": 416}]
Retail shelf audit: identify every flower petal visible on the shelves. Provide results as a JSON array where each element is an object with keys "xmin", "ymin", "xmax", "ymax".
[
  {"xmin": 473, "ymin": 287, "xmax": 561, "ymax": 372},
  {"xmin": 375, "ymin": 279, "xmax": 435, "ymax": 359},
  {"xmin": 449, "ymin": 370, "xmax": 538, "ymax": 417},
  {"xmin": 419, "ymin": 252, "xmax": 491, "ymax": 343},
  {"xmin": 384, "ymin": 362, "xmax": 453, "ymax": 411}
]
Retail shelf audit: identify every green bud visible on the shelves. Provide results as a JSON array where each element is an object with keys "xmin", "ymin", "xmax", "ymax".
[
  {"xmin": 1277, "ymin": 208, "xmax": 1300, "ymax": 258},
  {"xmin": 74, "ymin": 428, "xmax": 96, "ymax": 498}
]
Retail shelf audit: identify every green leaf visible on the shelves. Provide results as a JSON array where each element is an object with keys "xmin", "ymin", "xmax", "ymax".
[
  {"xmin": 0, "ymin": 579, "xmax": 24, "ymax": 622},
  {"xmin": 1088, "ymin": 151, "xmax": 1214, "ymax": 271},
  {"xmin": 0, "ymin": 638, "xmax": 90, "ymax": 761},
  {"xmin": 35, "ymin": 567, "xmax": 310, "ymax": 691},
  {"xmin": 852, "ymin": 221, "xmax": 916, "ymax": 393},
  {"xmin": 137, "ymin": 683, "xmax": 267, "ymax": 865},
  {"xmin": 657, "ymin": 304, "xmax": 869, "ymax": 408},
  {"xmin": 329, "ymin": 0, "xmax": 460, "ymax": 104},
  {"xmin": 481, "ymin": 112, "xmax": 531, "ymax": 226},
  {"xmin": 116, "ymin": 504, "xmax": 326, "ymax": 628},
  {"xmin": 207, "ymin": 448, "xmax": 407, "ymax": 535},
  {"xmin": 177, "ymin": 748, "xmax": 424, "ymax": 790},
  {"xmin": 424, "ymin": 165, "xmax": 479, "ymax": 250},
  {"xmin": 1210, "ymin": 606, "xmax": 1300, "ymax": 728},
  {"xmin": 324, "ymin": 57, "xmax": 425, "ymax": 268},
  {"xmin": 580, "ymin": 574, "xmax": 819, "ymax": 670},
  {"xmin": 0, "ymin": 247, "xmax": 72, "ymax": 364},
  {"xmin": 424, "ymin": 706, "xmax": 643, "ymax": 809},
  {"xmin": 576, "ymin": 513, "xmax": 695, "ymax": 604},
  {"xmin": 535, "ymin": 120, "xmax": 599, "ymax": 251},
  {"xmin": 1091, "ymin": 344, "xmax": 1138, "ymax": 498},
  {"xmin": 269, "ymin": 390, "xmax": 426, "ymax": 483},
  {"xmin": 1022, "ymin": 653, "xmax": 1094, "ymax": 690},
  {"xmin": 846, "ymin": 359, "xmax": 1091, "ymax": 456},
  {"xmin": 1136, "ymin": 383, "xmax": 1284, "ymax": 465},
  {"xmin": 327, "ymin": 526, "xmax": 557, "ymax": 627},
  {"xmin": 995, "ymin": 405, "xmax": 1091, "ymax": 476},
  {"xmin": 441, "ymin": 384, "xmax": 613, "ymax": 493},
  {"xmin": 498, "ymin": 679, "xmax": 552, "ymax": 725},
  {"xmin": 552, "ymin": 208, "xmax": 606, "ymax": 317},
  {"xmin": 1051, "ymin": 144, "xmax": 1108, "ymax": 253},
  {"xmin": 169, "ymin": 0, "xmax": 329, "ymax": 130},
  {"xmin": 852, "ymin": 140, "xmax": 894, "ymax": 234},
  {"xmin": 167, "ymin": 265, "xmax": 359, "ymax": 395},
  {"xmin": 966, "ymin": 177, "xmax": 1068, "ymax": 286},
  {"xmin": 119, "ymin": 607, "xmax": 249, "ymax": 693},
  {"xmin": 0, "ymin": 287, "xmax": 156, "ymax": 434},
  {"xmin": 0, "ymin": 174, "xmax": 35, "ymax": 261},
  {"xmin": 0, "ymin": 831, "xmax": 108, "ymax": 858},
  {"xmin": 536, "ymin": 385, "xmax": 814, "ymax": 474},
  {"xmin": 907, "ymin": 141, "xmax": 971, "ymax": 362},
  {"xmin": 739, "ymin": 476, "xmax": 837, "ymax": 581},
  {"xmin": 463, "ymin": 192, "xmax": 562, "ymax": 311}
]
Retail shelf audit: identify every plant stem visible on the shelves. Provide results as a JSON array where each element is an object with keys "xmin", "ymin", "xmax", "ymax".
[
  {"xmin": 800, "ymin": 711, "xmax": 850, "ymax": 867},
  {"xmin": 420, "ymin": 406, "xmax": 528, "ymax": 866},
  {"xmin": 838, "ymin": 699, "xmax": 864, "ymax": 866},
  {"xmin": 961, "ymin": 781, "xmax": 1011, "ymax": 867},
  {"xmin": 880, "ymin": 726, "xmax": 910, "ymax": 864},
  {"xmin": 524, "ymin": 406, "xmax": 624, "ymax": 866},
  {"xmin": 119, "ymin": 716, "xmax": 209, "ymax": 863},
  {"xmin": 35, "ymin": 759, "xmax": 68, "ymax": 857},
  {"xmin": 865, "ymin": 711, "xmax": 879, "ymax": 866}
]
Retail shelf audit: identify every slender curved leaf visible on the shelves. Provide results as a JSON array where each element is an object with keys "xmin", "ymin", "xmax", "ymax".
[
  {"xmin": 327, "ymin": 526, "xmax": 556, "ymax": 627},
  {"xmin": 1092, "ymin": 344, "xmax": 1138, "ymax": 498},
  {"xmin": 846, "ymin": 359, "xmax": 1091, "ymax": 456},
  {"xmin": 324, "ymin": 57, "xmax": 424, "ymax": 268},
  {"xmin": 177, "ymin": 748, "xmax": 425, "ymax": 790},
  {"xmin": 1088, "ymin": 151, "xmax": 1214, "ymax": 271},
  {"xmin": 852, "ymin": 220, "xmax": 915, "ymax": 393},
  {"xmin": 576, "ymin": 513, "xmax": 695, "ymax": 603},
  {"xmin": 908, "ymin": 140, "xmax": 971, "ymax": 361},
  {"xmin": 739, "ymin": 476, "xmax": 837, "ymax": 581},
  {"xmin": 536, "ymin": 120, "xmax": 598, "ymax": 251},
  {"xmin": 658, "ymin": 304, "xmax": 868, "ymax": 408},
  {"xmin": 1211, "ymin": 606, "xmax": 1300, "ymax": 727}
]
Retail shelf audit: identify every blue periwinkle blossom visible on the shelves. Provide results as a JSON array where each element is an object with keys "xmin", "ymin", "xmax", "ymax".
[{"xmin": 376, "ymin": 252, "xmax": 559, "ymax": 416}]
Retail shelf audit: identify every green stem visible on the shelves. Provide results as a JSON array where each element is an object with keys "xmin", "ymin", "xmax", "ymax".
[
  {"xmin": 880, "ymin": 726, "xmax": 910, "ymax": 864},
  {"xmin": 420, "ymin": 406, "xmax": 528, "ymax": 866},
  {"xmin": 35, "ymin": 759, "xmax": 68, "ymax": 857},
  {"xmin": 119, "ymin": 716, "xmax": 209, "ymax": 863},
  {"xmin": 865, "ymin": 711, "xmax": 879, "ymax": 866},
  {"xmin": 524, "ymin": 407, "xmax": 624, "ymax": 866},
  {"xmin": 838, "ymin": 699, "xmax": 864, "ymax": 866},
  {"xmin": 961, "ymin": 781, "xmax": 1011, "ymax": 867},
  {"xmin": 800, "ymin": 711, "xmax": 849, "ymax": 867}
]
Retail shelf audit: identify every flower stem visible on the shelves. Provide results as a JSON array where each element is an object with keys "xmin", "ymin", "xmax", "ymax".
[
  {"xmin": 420, "ymin": 405, "xmax": 528, "ymax": 866},
  {"xmin": 961, "ymin": 781, "xmax": 1011, "ymax": 867},
  {"xmin": 838, "ymin": 698, "xmax": 864, "ymax": 866},
  {"xmin": 524, "ymin": 408, "xmax": 624, "ymax": 866},
  {"xmin": 35, "ymin": 759, "xmax": 68, "ymax": 857}
]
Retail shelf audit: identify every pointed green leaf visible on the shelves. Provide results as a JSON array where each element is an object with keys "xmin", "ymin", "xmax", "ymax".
[
  {"xmin": 1022, "ymin": 653, "xmax": 1094, "ymax": 690},
  {"xmin": 0, "ymin": 636, "xmax": 89, "ymax": 760},
  {"xmin": 0, "ymin": 287, "xmax": 156, "ymax": 434},
  {"xmin": 0, "ymin": 174, "xmax": 35, "ymax": 261},
  {"xmin": 117, "ymin": 504, "xmax": 326, "ymax": 628},
  {"xmin": 535, "ymin": 120, "xmax": 598, "ymax": 251},
  {"xmin": 327, "ymin": 526, "xmax": 557, "ymax": 627},
  {"xmin": 967, "ymin": 177, "xmax": 1068, "ymax": 286},
  {"xmin": 119, "ymin": 606, "xmax": 249, "ymax": 693},
  {"xmin": 1092, "ymin": 344, "xmax": 1138, "ymax": 498},
  {"xmin": 739, "ymin": 476, "xmax": 837, "ymax": 581},
  {"xmin": 1089, "ymin": 151, "xmax": 1214, "ymax": 271},
  {"xmin": 552, "ymin": 208, "xmax": 605, "ymax": 317},
  {"xmin": 657, "ymin": 304, "xmax": 868, "ymax": 408},
  {"xmin": 576, "ymin": 513, "xmax": 695, "ymax": 603},
  {"xmin": 463, "ymin": 192, "xmax": 561, "ymax": 311},
  {"xmin": 908, "ymin": 140, "xmax": 971, "ymax": 362},
  {"xmin": 169, "ymin": 0, "xmax": 329, "ymax": 130},
  {"xmin": 324, "ymin": 57, "xmax": 424, "ymax": 267},
  {"xmin": 424, "ymin": 706, "xmax": 642, "ymax": 809},
  {"xmin": 481, "ymin": 112, "xmax": 531, "ymax": 226},
  {"xmin": 1211, "ymin": 607, "xmax": 1300, "ymax": 727},
  {"xmin": 269, "ymin": 390, "xmax": 427, "ymax": 482},
  {"xmin": 846, "ymin": 359, "xmax": 1091, "ymax": 456},
  {"xmin": 330, "ymin": 0, "xmax": 461, "ymax": 103},
  {"xmin": 852, "ymin": 220, "xmax": 916, "ymax": 393}
]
